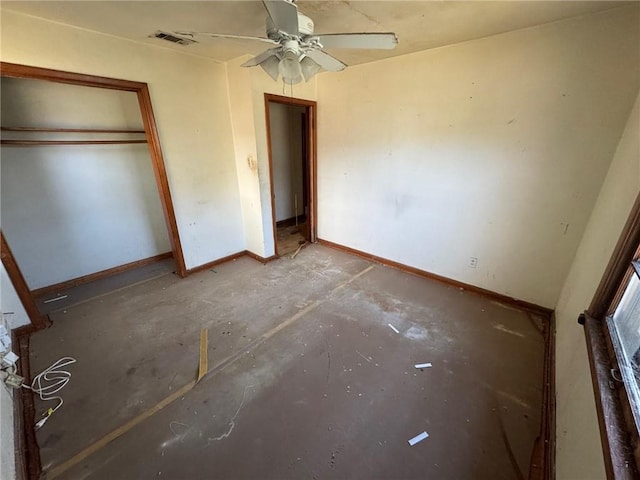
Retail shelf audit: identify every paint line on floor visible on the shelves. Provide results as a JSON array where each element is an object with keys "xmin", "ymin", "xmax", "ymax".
[
  {"xmin": 493, "ymin": 323, "xmax": 526, "ymax": 338},
  {"xmin": 46, "ymin": 263, "xmax": 376, "ymax": 479},
  {"xmin": 495, "ymin": 389, "xmax": 532, "ymax": 410}
]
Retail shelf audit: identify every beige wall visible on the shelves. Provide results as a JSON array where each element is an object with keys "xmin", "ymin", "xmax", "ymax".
[
  {"xmin": 226, "ymin": 58, "xmax": 264, "ymax": 256},
  {"xmin": 0, "ymin": 9, "xmax": 245, "ymax": 270},
  {"xmin": 316, "ymin": 5, "xmax": 640, "ymax": 309},
  {"xmin": 555, "ymin": 91, "xmax": 640, "ymax": 479}
]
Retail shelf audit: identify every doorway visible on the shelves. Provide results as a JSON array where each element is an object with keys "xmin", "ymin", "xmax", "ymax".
[{"xmin": 265, "ymin": 94, "xmax": 317, "ymax": 256}]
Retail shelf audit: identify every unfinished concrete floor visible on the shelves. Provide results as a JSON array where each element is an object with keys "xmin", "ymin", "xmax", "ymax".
[{"xmin": 29, "ymin": 244, "xmax": 545, "ymax": 479}]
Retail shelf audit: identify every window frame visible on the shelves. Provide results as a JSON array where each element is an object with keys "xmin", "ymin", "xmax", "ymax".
[{"xmin": 581, "ymin": 192, "xmax": 640, "ymax": 479}]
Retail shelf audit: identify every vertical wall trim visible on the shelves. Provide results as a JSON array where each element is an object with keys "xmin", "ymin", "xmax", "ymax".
[
  {"xmin": 0, "ymin": 232, "xmax": 49, "ymax": 330},
  {"xmin": 137, "ymin": 84, "xmax": 187, "ymax": 277},
  {"xmin": 264, "ymin": 95, "xmax": 280, "ymax": 255},
  {"xmin": 588, "ymin": 192, "xmax": 640, "ymax": 318}
]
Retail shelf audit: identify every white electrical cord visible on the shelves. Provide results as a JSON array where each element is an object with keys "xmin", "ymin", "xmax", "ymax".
[{"xmin": 22, "ymin": 356, "xmax": 76, "ymax": 430}]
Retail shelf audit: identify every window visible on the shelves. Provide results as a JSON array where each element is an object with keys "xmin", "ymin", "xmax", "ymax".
[
  {"xmin": 581, "ymin": 194, "xmax": 640, "ymax": 479},
  {"xmin": 607, "ymin": 265, "xmax": 640, "ymax": 433}
]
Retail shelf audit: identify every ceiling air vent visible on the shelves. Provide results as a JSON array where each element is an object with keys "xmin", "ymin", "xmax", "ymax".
[{"xmin": 150, "ymin": 31, "xmax": 196, "ymax": 46}]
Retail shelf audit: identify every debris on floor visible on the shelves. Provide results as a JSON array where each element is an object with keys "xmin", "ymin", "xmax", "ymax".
[
  {"xmin": 197, "ymin": 328, "xmax": 208, "ymax": 383},
  {"xmin": 408, "ymin": 431, "xmax": 429, "ymax": 446},
  {"xmin": 414, "ymin": 363, "xmax": 432, "ymax": 369},
  {"xmin": 43, "ymin": 295, "xmax": 68, "ymax": 304},
  {"xmin": 387, "ymin": 323, "xmax": 400, "ymax": 334},
  {"xmin": 28, "ymin": 356, "xmax": 77, "ymax": 430},
  {"xmin": 355, "ymin": 350, "xmax": 372, "ymax": 363},
  {"xmin": 290, "ymin": 242, "xmax": 308, "ymax": 259}
]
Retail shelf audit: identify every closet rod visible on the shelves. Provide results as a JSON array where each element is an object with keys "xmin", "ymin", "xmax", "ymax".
[
  {"xmin": 1, "ymin": 127, "xmax": 146, "ymax": 133},
  {"xmin": 1, "ymin": 140, "xmax": 148, "ymax": 146}
]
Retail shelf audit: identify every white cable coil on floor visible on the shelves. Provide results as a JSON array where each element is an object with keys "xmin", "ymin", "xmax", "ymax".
[{"xmin": 23, "ymin": 356, "xmax": 77, "ymax": 429}]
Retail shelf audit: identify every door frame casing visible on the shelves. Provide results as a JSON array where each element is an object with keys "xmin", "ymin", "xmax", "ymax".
[
  {"xmin": 264, "ymin": 93, "xmax": 318, "ymax": 255},
  {"xmin": 0, "ymin": 62, "xmax": 187, "ymax": 330}
]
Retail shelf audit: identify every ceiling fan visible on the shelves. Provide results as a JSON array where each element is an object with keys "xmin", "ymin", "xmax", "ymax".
[{"xmin": 174, "ymin": 0, "xmax": 398, "ymax": 84}]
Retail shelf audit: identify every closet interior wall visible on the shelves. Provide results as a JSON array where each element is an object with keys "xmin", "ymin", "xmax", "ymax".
[{"xmin": 0, "ymin": 77, "xmax": 172, "ymax": 292}]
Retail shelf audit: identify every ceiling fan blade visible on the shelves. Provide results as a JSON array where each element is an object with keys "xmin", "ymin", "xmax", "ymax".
[
  {"xmin": 262, "ymin": 0, "xmax": 299, "ymax": 34},
  {"xmin": 241, "ymin": 48, "xmax": 281, "ymax": 67},
  {"xmin": 317, "ymin": 33, "xmax": 398, "ymax": 50},
  {"xmin": 305, "ymin": 50, "xmax": 346, "ymax": 72},
  {"xmin": 174, "ymin": 31, "xmax": 278, "ymax": 45}
]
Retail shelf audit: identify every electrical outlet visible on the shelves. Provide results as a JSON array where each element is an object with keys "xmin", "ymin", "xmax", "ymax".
[
  {"xmin": 5, "ymin": 372, "xmax": 24, "ymax": 388},
  {"xmin": 469, "ymin": 257, "xmax": 478, "ymax": 268}
]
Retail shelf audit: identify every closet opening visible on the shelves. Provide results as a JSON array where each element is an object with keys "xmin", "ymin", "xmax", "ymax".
[
  {"xmin": 0, "ymin": 62, "xmax": 185, "ymax": 330},
  {"xmin": 265, "ymin": 94, "xmax": 317, "ymax": 257}
]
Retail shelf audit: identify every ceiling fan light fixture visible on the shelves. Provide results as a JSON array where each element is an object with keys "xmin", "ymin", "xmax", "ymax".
[
  {"xmin": 300, "ymin": 56, "xmax": 321, "ymax": 82},
  {"xmin": 278, "ymin": 50, "xmax": 302, "ymax": 84}
]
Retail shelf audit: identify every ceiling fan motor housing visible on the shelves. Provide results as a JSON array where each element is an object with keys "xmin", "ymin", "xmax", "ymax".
[
  {"xmin": 297, "ymin": 13, "xmax": 314, "ymax": 36},
  {"xmin": 266, "ymin": 12, "xmax": 314, "ymax": 39}
]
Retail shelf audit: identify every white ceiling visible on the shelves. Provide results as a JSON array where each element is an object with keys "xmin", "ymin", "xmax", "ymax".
[{"xmin": 1, "ymin": 1, "xmax": 632, "ymax": 66}]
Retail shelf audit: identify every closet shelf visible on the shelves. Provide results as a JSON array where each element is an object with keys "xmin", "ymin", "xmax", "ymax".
[
  {"xmin": 1, "ymin": 127, "xmax": 146, "ymax": 133},
  {"xmin": 1, "ymin": 140, "xmax": 148, "ymax": 146},
  {"xmin": 1, "ymin": 126, "xmax": 148, "ymax": 146}
]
